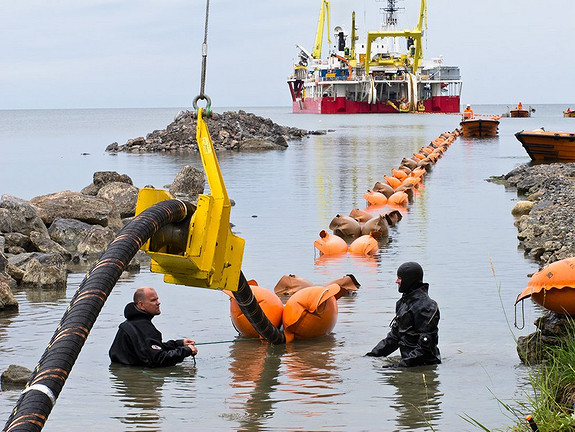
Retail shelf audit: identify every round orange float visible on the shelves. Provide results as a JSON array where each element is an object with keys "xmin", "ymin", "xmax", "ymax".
[
  {"xmin": 227, "ymin": 283, "xmax": 284, "ymax": 338},
  {"xmin": 282, "ymin": 284, "xmax": 341, "ymax": 343},
  {"xmin": 363, "ymin": 190, "xmax": 388, "ymax": 206},
  {"xmin": 387, "ymin": 190, "xmax": 408, "ymax": 206},
  {"xmin": 515, "ymin": 257, "xmax": 575, "ymax": 315},
  {"xmin": 391, "ymin": 168, "xmax": 408, "ymax": 180},
  {"xmin": 348, "ymin": 232, "xmax": 379, "ymax": 255},
  {"xmin": 383, "ymin": 175, "xmax": 402, "ymax": 189},
  {"xmin": 314, "ymin": 230, "xmax": 348, "ymax": 255}
]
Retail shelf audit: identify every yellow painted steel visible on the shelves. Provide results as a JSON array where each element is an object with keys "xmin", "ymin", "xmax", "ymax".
[
  {"xmin": 312, "ymin": 0, "xmax": 331, "ymax": 60},
  {"xmin": 135, "ymin": 108, "xmax": 245, "ymax": 291}
]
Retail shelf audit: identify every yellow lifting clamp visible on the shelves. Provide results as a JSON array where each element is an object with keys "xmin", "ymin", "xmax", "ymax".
[{"xmin": 134, "ymin": 107, "xmax": 245, "ymax": 291}]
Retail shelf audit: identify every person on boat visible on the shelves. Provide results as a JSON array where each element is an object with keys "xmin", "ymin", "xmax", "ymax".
[
  {"xmin": 109, "ymin": 286, "xmax": 198, "ymax": 367},
  {"xmin": 463, "ymin": 104, "xmax": 473, "ymax": 119},
  {"xmin": 517, "ymin": 101, "xmax": 523, "ymax": 110},
  {"xmin": 366, "ymin": 262, "xmax": 441, "ymax": 367}
]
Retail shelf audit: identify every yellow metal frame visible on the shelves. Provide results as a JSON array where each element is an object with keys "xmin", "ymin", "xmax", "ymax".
[
  {"xmin": 135, "ymin": 108, "xmax": 245, "ymax": 291},
  {"xmin": 312, "ymin": 0, "xmax": 331, "ymax": 60}
]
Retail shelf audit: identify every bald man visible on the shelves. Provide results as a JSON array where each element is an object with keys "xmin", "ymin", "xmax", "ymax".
[{"xmin": 109, "ymin": 286, "xmax": 197, "ymax": 367}]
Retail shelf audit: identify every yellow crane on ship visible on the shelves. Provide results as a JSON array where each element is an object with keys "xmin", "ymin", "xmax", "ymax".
[{"xmin": 312, "ymin": 0, "xmax": 331, "ymax": 59}]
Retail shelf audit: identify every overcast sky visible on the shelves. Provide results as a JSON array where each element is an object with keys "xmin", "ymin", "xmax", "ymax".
[{"xmin": 1, "ymin": 0, "xmax": 574, "ymax": 110}]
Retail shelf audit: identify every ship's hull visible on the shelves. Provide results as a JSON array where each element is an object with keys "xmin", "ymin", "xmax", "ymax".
[
  {"xmin": 510, "ymin": 109, "xmax": 530, "ymax": 118},
  {"xmin": 515, "ymin": 130, "xmax": 575, "ymax": 162},
  {"xmin": 291, "ymin": 95, "xmax": 460, "ymax": 114}
]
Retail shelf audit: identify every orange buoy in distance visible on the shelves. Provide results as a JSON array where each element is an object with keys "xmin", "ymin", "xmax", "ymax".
[
  {"xmin": 227, "ymin": 283, "xmax": 284, "ymax": 338},
  {"xmin": 363, "ymin": 190, "xmax": 388, "ymax": 206},
  {"xmin": 314, "ymin": 230, "xmax": 348, "ymax": 255}
]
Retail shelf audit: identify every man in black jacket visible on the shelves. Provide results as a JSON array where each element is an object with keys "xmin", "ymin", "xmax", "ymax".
[
  {"xmin": 109, "ymin": 286, "xmax": 198, "ymax": 367},
  {"xmin": 366, "ymin": 262, "xmax": 440, "ymax": 367}
]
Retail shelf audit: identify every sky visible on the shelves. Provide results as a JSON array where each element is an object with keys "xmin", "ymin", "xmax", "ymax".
[{"xmin": 1, "ymin": 0, "xmax": 574, "ymax": 110}]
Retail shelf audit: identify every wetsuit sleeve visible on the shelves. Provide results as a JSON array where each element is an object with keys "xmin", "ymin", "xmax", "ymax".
[
  {"xmin": 366, "ymin": 319, "xmax": 400, "ymax": 357},
  {"xmin": 148, "ymin": 343, "xmax": 193, "ymax": 368}
]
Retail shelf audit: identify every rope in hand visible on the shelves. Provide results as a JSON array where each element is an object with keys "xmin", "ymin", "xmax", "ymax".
[{"xmin": 192, "ymin": 0, "xmax": 212, "ymax": 113}]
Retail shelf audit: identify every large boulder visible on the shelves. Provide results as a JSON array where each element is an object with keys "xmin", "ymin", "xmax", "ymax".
[
  {"xmin": 0, "ymin": 195, "xmax": 49, "ymax": 237},
  {"xmin": 48, "ymin": 218, "xmax": 93, "ymax": 252},
  {"xmin": 0, "ymin": 281, "xmax": 18, "ymax": 310},
  {"xmin": 11, "ymin": 253, "xmax": 68, "ymax": 290},
  {"xmin": 168, "ymin": 165, "xmax": 205, "ymax": 202},
  {"xmin": 82, "ymin": 171, "xmax": 134, "ymax": 196},
  {"xmin": 76, "ymin": 225, "xmax": 116, "ymax": 262},
  {"xmin": 97, "ymin": 182, "xmax": 139, "ymax": 218},
  {"xmin": 30, "ymin": 190, "xmax": 122, "ymax": 231},
  {"xmin": 29, "ymin": 231, "xmax": 71, "ymax": 260},
  {"xmin": 1, "ymin": 365, "xmax": 31, "ymax": 390}
]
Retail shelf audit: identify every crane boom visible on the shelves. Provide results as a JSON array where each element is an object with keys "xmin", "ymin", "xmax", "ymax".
[{"xmin": 312, "ymin": 0, "xmax": 331, "ymax": 59}]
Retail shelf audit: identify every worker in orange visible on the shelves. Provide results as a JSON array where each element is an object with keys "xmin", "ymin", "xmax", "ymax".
[
  {"xmin": 517, "ymin": 101, "xmax": 523, "ymax": 110},
  {"xmin": 463, "ymin": 104, "xmax": 473, "ymax": 119}
]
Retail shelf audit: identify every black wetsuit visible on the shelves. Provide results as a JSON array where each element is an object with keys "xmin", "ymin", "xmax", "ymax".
[
  {"xmin": 109, "ymin": 302, "xmax": 193, "ymax": 367},
  {"xmin": 367, "ymin": 262, "xmax": 441, "ymax": 367}
]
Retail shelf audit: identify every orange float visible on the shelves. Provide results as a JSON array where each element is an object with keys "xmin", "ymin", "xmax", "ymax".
[
  {"xmin": 391, "ymin": 168, "xmax": 408, "ymax": 180},
  {"xmin": 515, "ymin": 257, "xmax": 575, "ymax": 315},
  {"xmin": 363, "ymin": 190, "xmax": 388, "ymax": 206},
  {"xmin": 226, "ymin": 282, "xmax": 284, "ymax": 338},
  {"xmin": 348, "ymin": 232, "xmax": 380, "ymax": 255},
  {"xmin": 372, "ymin": 181, "xmax": 395, "ymax": 198},
  {"xmin": 282, "ymin": 284, "xmax": 342, "ymax": 343},
  {"xmin": 402, "ymin": 176, "xmax": 421, "ymax": 188},
  {"xmin": 387, "ymin": 190, "xmax": 408, "ymax": 206},
  {"xmin": 383, "ymin": 175, "xmax": 402, "ymax": 189},
  {"xmin": 413, "ymin": 152, "xmax": 426, "ymax": 160},
  {"xmin": 314, "ymin": 230, "xmax": 348, "ymax": 255}
]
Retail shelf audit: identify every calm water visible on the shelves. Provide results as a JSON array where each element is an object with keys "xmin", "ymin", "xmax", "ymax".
[{"xmin": 0, "ymin": 105, "xmax": 572, "ymax": 431}]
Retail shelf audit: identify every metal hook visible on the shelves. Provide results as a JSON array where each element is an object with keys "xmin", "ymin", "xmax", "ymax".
[
  {"xmin": 192, "ymin": 94, "xmax": 212, "ymax": 116},
  {"xmin": 514, "ymin": 300, "xmax": 525, "ymax": 330}
]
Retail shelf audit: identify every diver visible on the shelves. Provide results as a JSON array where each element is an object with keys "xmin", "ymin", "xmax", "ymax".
[
  {"xmin": 366, "ymin": 262, "xmax": 441, "ymax": 367},
  {"xmin": 109, "ymin": 286, "xmax": 198, "ymax": 367}
]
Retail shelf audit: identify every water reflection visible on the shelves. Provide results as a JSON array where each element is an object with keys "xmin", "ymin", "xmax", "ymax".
[
  {"xmin": 228, "ymin": 341, "xmax": 285, "ymax": 431},
  {"xmin": 380, "ymin": 366, "xmax": 442, "ymax": 430},
  {"xmin": 25, "ymin": 288, "xmax": 67, "ymax": 303}
]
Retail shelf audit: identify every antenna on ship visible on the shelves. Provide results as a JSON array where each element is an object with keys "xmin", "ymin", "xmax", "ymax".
[{"xmin": 377, "ymin": 0, "xmax": 404, "ymax": 30}]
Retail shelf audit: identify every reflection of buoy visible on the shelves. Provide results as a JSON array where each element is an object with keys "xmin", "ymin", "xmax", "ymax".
[
  {"xmin": 515, "ymin": 257, "xmax": 575, "ymax": 315},
  {"xmin": 349, "ymin": 232, "xmax": 380, "ymax": 255},
  {"xmin": 226, "ymin": 283, "xmax": 284, "ymax": 338},
  {"xmin": 314, "ymin": 230, "xmax": 348, "ymax": 255},
  {"xmin": 283, "ymin": 284, "xmax": 341, "ymax": 343},
  {"xmin": 363, "ymin": 190, "xmax": 388, "ymax": 206}
]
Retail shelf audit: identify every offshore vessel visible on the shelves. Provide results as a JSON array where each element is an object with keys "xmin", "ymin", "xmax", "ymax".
[{"xmin": 287, "ymin": 0, "xmax": 462, "ymax": 114}]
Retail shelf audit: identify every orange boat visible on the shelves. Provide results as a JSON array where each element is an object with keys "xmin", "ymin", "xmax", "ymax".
[
  {"xmin": 510, "ymin": 109, "xmax": 530, "ymax": 118},
  {"xmin": 460, "ymin": 116, "xmax": 500, "ymax": 137},
  {"xmin": 564, "ymin": 108, "xmax": 575, "ymax": 118},
  {"xmin": 515, "ymin": 257, "xmax": 575, "ymax": 315},
  {"xmin": 515, "ymin": 129, "xmax": 575, "ymax": 162}
]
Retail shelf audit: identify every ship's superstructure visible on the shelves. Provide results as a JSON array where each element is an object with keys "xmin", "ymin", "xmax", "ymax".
[{"xmin": 287, "ymin": 0, "xmax": 462, "ymax": 114}]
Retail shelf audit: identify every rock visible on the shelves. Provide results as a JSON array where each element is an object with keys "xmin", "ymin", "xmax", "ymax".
[
  {"xmin": 4, "ymin": 232, "xmax": 32, "ymax": 251},
  {"xmin": 29, "ymin": 231, "xmax": 71, "ymax": 260},
  {"xmin": 0, "ymin": 280, "xmax": 18, "ymax": 310},
  {"xmin": 76, "ymin": 225, "xmax": 116, "ymax": 262},
  {"xmin": 168, "ymin": 166, "xmax": 205, "ymax": 202},
  {"xmin": 1, "ymin": 364, "xmax": 32, "ymax": 390},
  {"xmin": 13, "ymin": 253, "xmax": 68, "ymax": 290},
  {"xmin": 93, "ymin": 171, "xmax": 133, "ymax": 188},
  {"xmin": 48, "ymin": 218, "xmax": 93, "ymax": 252},
  {"xmin": 30, "ymin": 190, "xmax": 122, "ymax": 231},
  {"xmin": 97, "ymin": 182, "xmax": 139, "ymax": 218},
  {"xmin": 0, "ymin": 195, "xmax": 49, "ymax": 237},
  {"xmin": 511, "ymin": 200, "xmax": 535, "ymax": 217}
]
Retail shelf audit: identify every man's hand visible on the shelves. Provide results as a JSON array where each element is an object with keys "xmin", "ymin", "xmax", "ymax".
[{"xmin": 183, "ymin": 339, "xmax": 197, "ymax": 356}]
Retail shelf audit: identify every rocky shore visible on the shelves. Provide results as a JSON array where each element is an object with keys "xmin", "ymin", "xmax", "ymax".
[
  {"xmin": 105, "ymin": 110, "xmax": 317, "ymax": 153},
  {"xmin": 495, "ymin": 162, "xmax": 575, "ymax": 364},
  {"xmin": 0, "ymin": 167, "xmax": 205, "ymax": 312}
]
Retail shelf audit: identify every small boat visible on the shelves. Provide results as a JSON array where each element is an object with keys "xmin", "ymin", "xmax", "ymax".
[
  {"xmin": 515, "ymin": 128, "xmax": 575, "ymax": 162},
  {"xmin": 564, "ymin": 108, "xmax": 575, "ymax": 118},
  {"xmin": 509, "ymin": 102, "xmax": 531, "ymax": 118},
  {"xmin": 460, "ymin": 116, "xmax": 500, "ymax": 137}
]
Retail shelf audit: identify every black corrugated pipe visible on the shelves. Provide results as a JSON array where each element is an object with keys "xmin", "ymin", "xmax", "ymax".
[
  {"xmin": 3, "ymin": 199, "xmax": 189, "ymax": 432},
  {"xmin": 233, "ymin": 272, "xmax": 286, "ymax": 345}
]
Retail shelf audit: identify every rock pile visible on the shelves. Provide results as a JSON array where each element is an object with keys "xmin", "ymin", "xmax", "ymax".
[
  {"xmin": 0, "ymin": 167, "xmax": 205, "ymax": 310},
  {"xmin": 496, "ymin": 162, "xmax": 575, "ymax": 364},
  {"xmin": 105, "ymin": 110, "xmax": 311, "ymax": 153}
]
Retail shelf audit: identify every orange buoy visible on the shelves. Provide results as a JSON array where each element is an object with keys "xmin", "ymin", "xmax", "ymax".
[
  {"xmin": 383, "ymin": 175, "xmax": 402, "ymax": 190},
  {"xmin": 411, "ymin": 167, "xmax": 427, "ymax": 178},
  {"xmin": 372, "ymin": 181, "xmax": 395, "ymax": 198},
  {"xmin": 391, "ymin": 168, "xmax": 408, "ymax": 180},
  {"xmin": 282, "ymin": 284, "xmax": 342, "ymax": 343},
  {"xmin": 226, "ymin": 283, "xmax": 284, "ymax": 338},
  {"xmin": 413, "ymin": 152, "xmax": 426, "ymax": 160},
  {"xmin": 349, "ymin": 208, "xmax": 372, "ymax": 224},
  {"xmin": 363, "ymin": 190, "xmax": 388, "ymax": 206},
  {"xmin": 274, "ymin": 274, "xmax": 314, "ymax": 296},
  {"xmin": 328, "ymin": 214, "xmax": 362, "ymax": 239},
  {"xmin": 515, "ymin": 257, "xmax": 575, "ymax": 315},
  {"xmin": 402, "ymin": 176, "xmax": 421, "ymax": 188},
  {"xmin": 349, "ymin": 232, "xmax": 380, "ymax": 255},
  {"xmin": 387, "ymin": 190, "xmax": 408, "ymax": 206},
  {"xmin": 314, "ymin": 230, "xmax": 348, "ymax": 255}
]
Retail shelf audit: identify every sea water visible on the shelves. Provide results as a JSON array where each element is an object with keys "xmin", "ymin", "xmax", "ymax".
[{"xmin": 0, "ymin": 105, "xmax": 571, "ymax": 430}]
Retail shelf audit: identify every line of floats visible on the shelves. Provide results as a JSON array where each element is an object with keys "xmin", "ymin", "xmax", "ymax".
[{"xmin": 227, "ymin": 128, "xmax": 462, "ymax": 342}]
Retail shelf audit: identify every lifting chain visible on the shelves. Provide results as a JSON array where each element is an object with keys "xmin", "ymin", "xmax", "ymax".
[{"xmin": 192, "ymin": 0, "xmax": 212, "ymax": 115}]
